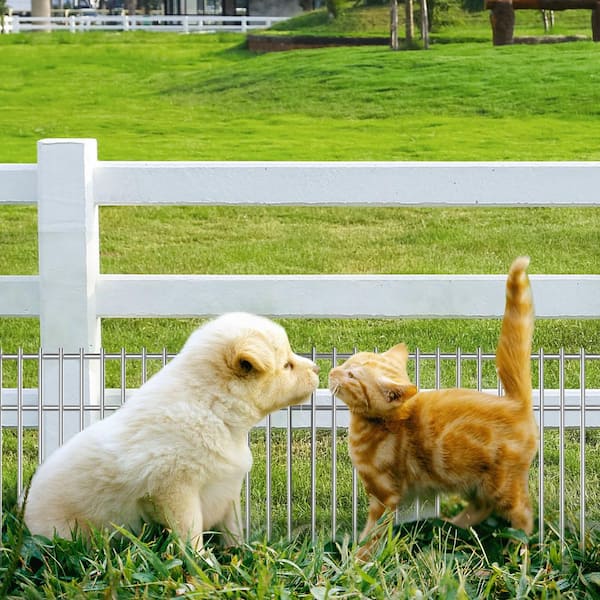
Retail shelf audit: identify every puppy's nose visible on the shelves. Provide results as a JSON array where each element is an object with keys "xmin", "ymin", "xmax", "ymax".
[{"xmin": 312, "ymin": 363, "xmax": 320, "ymax": 375}]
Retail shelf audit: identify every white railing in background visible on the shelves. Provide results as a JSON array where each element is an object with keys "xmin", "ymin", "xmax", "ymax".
[
  {"xmin": 1, "ymin": 14, "xmax": 286, "ymax": 34},
  {"xmin": 1, "ymin": 139, "xmax": 599, "ymax": 541}
]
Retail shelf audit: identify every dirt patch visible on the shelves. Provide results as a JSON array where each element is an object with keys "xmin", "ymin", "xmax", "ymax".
[{"xmin": 247, "ymin": 34, "xmax": 390, "ymax": 52}]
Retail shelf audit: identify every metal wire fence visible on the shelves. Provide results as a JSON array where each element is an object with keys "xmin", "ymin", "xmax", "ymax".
[{"xmin": 1, "ymin": 348, "xmax": 599, "ymax": 543}]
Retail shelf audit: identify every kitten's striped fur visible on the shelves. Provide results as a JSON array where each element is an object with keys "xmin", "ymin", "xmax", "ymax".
[{"xmin": 329, "ymin": 257, "xmax": 537, "ymax": 550}]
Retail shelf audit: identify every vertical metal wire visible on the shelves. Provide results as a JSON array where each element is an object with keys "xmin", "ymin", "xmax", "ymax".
[
  {"xmin": 476, "ymin": 347, "xmax": 483, "ymax": 392},
  {"xmin": 413, "ymin": 347, "xmax": 422, "ymax": 519},
  {"xmin": 58, "ymin": 347, "xmax": 64, "ymax": 446},
  {"xmin": 79, "ymin": 348, "xmax": 85, "ymax": 432},
  {"xmin": 38, "ymin": 349, "xmax": 43, "ymax": 464},
  {"xmin": 331, "ymin": 347, "xmax": 338, "ymax": 541},
  {"xmin": 0, "ymin": 349, "xmax": 3, "ymax": 520},
  {"xmin": 538, "ymin": 349, "xmax": 545, "ymax": 544},
  {"xmin": 286, "ymin": 402, "xmax": 293, "ymax": 540},
  {"xmin": 17, "ymin": 348, "xmax": 24, "ymax": 496},
  {"xmin": 455, "ymin": 347, "xmax": 462, "ymax": 387},
  {"xmin": 579, "ymin": 349, "xmax": 586, "ymax": 550},
  {"xmin": 414, "ymin": 347, "xmax": 420, "ymax": 388},
  {"xmin": 245, "ymin": 432, "xmax": 251, "ymax": 540},
  {"xmin": 559, "ymin": 348, "xmax": 565, "ymax": 545},
  {"xmin": 99, "ymin": 348, "xmax": 106, "ymax": 420},
  {"xmin": 310, "ymin": 347, "xmax": 317, "ymax": 543},
  {"xmin": 141, "ymin": 347, "xmax": 148, "ymax": 385},
  {"xmin": 265, "ymin": 413, "xmax": 272, "ymax": 541},
  {"xmin": 120, "ymin": 348, "xmax": 126, "ymax": 407},
  {"xmin": 434, "ymin": 347, "xmax": 441, "ymax": 516},
  {"xmin": 352, "ymin": 466, "xmax": 358, "ymax": 542}
]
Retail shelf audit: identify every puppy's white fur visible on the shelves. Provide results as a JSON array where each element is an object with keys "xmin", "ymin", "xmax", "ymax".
[{"xmin": 25, "ymin": 313, "xmax": 319, "ymax": 548}]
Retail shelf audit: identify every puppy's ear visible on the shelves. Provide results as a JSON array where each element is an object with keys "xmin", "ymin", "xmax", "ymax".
[{"xmin": 226, "ymin": 336, "xmax": 274, "ymax": 377}]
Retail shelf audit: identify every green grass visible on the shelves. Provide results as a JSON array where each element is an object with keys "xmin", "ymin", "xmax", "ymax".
[
  {"xmin": 1, "ymin": 30, "xmax": 600, "ymax": 162},
  {"xmin": 3, "ymin": 427, "xmax": 600, "ymax": 597},
  {"xmin": 2, "ymin": 516, "xmax": 599, "ymax": 598},
  {"xmin": 1, "ymin": 22, "xmax": 600, "ymax": 597}
]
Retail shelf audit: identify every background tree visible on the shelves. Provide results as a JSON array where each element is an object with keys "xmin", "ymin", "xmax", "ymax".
[{"xmin": 31, "ymin": 0, "xmax": 50, "ymax": 30}]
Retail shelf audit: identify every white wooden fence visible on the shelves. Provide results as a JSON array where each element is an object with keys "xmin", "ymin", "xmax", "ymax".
[
  {"xmin": 1, "ymin": 139, "xmax": 599, "ymax": 540},
  {"xmin": 1, "ymin": 13, "xmax": 286, "ymax": 34}
]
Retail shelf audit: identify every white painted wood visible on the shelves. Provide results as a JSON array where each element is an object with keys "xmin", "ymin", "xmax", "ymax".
[
  {"xmin": 93, "ymin": 161, "xmax": 600, "ymax": 206},
  {"xmin": 0, "ymin": 276, "xmax": 39, "ymax": 316},
  {"xmin": 96, "ymin": 274, "xmax": 600, "ymax": 319},
  {"xmin": 37, "ymin": 139, "xmax": 101, "ymax": 351},
  {"xmin": 2, "ymin": 273, "xmax": 598, "ymax": 320},
  {"xmin": 36, "ymin": 139, "xmax": 101, "ymax": 456},
  {"xmin": 0, "ymin": 164, "xmax": 37, "ymax": 204},
  {"xmin": 3, "ymin": 387, "xmax": 598, "ymax": 429},
  {"xmin": 2, "ymin": 14, "xmax": 286, "ymax": 34}
]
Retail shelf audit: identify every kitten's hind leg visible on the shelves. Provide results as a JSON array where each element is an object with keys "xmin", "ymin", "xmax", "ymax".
[
  {"xmin": 450, "ymin": 500, "xmax": 493, "ymax": 529},
  {"xmin": 496, "ymin": 482, "xmax": 534, "ymax": 535}
]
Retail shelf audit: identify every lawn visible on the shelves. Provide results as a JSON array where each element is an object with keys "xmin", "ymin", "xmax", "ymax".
[{"xmin": 1, "ymin": 17, "xmax": 600, "ymax": 598}]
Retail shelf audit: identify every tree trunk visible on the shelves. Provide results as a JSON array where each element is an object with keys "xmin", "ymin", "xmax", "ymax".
[
  {"xmin": 390, "ymin": 0, "xmax": 399, "ymax": 49},
  {"xmin": 223, "ymin": 0, "xmax": 236, "ymax": 15},
  {"xmin": 490, "ymin": 0, "xmax": 515, "ymax": 45},
  {"xmin": 592, "ymin": 3, "xmax": 600, "ymax": 41},
  {"xmin": 405, "ymin": 0, "xmax": 414, "ymax": 45},
  {"xmin": 420, "ymin": 0, "xmax": 429, "ymax": 48},
  {"xmin": 31, "ymin": 0, "xmax": 51, "ymax": 30},
  {"xmin": 126, "ymin": 0, "xmax": 136, "ymax": 14}
]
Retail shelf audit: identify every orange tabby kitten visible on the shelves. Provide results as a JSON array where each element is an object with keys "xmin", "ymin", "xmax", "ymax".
[{"xmin": 329, "ymin": 257, "xmax": 538, "ymax": 550}]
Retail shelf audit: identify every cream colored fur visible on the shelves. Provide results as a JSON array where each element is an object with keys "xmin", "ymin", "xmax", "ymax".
[{"xmin": 24, "ymin": 312, "xmax": 319, "ymax": 548}]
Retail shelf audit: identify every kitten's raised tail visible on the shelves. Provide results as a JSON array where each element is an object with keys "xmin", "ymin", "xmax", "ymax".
[{"xmin": 496, "ymin": 256, "xmax": 534, "ymax": 411}]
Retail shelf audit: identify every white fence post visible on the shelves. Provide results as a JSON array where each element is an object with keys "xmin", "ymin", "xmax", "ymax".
[{"xmin": 37, "ymin": 139, "xmax": 101, "ymax": 458}]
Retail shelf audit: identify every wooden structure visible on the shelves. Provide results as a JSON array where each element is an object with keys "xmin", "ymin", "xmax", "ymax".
[{"xmin": 485, "ymin": 0, "xmax": 600, "ymax": 44}]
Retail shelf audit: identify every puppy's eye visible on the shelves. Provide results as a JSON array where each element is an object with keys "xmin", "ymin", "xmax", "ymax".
[
  {"xmin": 239, "ymin": 359, "xmax": 253, "ymax": 373},
  {"xmin": 284, "ymin": 361, "xmax": 294, "ymax": 370}
]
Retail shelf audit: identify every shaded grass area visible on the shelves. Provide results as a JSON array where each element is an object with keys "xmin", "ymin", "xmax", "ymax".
[{"xmin": 268, "ymin": 2, "xmax": 594, "ymax": 41}]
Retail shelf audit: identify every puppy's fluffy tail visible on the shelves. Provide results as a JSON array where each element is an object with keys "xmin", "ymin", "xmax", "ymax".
[{"xmin": 496, "ymin": 257, "xmax": 534, "ymax": 411}]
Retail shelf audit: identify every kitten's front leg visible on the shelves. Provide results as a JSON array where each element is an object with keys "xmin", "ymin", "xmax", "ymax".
[
  {"xmin": 359, "ymin": 496, "xmax": 388, "ymax": 542},
  {"xmin": 357, "ymin": 494, "xmax": 398, "ymax": 561}
]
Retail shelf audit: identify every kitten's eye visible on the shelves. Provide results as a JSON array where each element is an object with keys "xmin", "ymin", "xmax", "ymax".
[
  {"xmin": 347, "ymin": 371, "xmax": 355, "ymax": 379},
  {"xmin": 284, "ymin": 361, "xmax": 294, "ymax": 370},
  {"xmin": 387, "ymin": 390, "xmax": 399, "ymax": 402}
]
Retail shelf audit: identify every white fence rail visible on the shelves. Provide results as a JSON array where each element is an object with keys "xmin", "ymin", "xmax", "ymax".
[
  {"xmin": 1, "ymin": 139, "xmax": 599, "ymax": 540},
  {"xmin": 1, "ymin": 14, "xmax": 286, "ymax": 34}
]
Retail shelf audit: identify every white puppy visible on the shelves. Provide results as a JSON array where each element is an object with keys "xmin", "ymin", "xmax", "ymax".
[{"xmin": 25, "ymin": 313, "xmax": 319, "ymax": 548}]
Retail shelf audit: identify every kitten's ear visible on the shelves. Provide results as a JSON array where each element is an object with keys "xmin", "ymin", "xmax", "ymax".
[
  {"xmin": 385, "ymin": 343, "xmax": 410, "ymax": 363},
  {"xmin": 379, "ymin": 377, "xmax": 418, "ymax": 403},
  {"xmin": 226, "ymin": 337, "xmax": 273, "ymax": 377}
]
